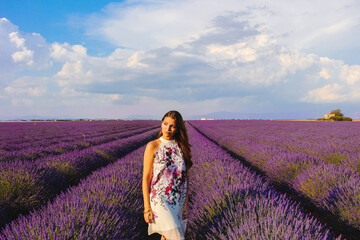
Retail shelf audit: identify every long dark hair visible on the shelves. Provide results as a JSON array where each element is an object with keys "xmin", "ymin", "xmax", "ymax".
[{"xmin": 157, "ymin": 110, "xmax": 193, "ymax": 170}]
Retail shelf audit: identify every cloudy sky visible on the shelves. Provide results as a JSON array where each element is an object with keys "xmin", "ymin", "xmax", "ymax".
[{"xmin": 1, "ymin": 0, "xmax": 360, "ymax": 120}]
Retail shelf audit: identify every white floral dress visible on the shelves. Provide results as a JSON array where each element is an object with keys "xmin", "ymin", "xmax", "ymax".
[{"xmin": 148, "ymin": 136, "xmax": 187, "ymax": 240}]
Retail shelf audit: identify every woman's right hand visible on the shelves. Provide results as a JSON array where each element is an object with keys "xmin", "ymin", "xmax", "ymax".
[{"xmin": 144, "ymin": 209, "xmax": 154, "ymax": 223}]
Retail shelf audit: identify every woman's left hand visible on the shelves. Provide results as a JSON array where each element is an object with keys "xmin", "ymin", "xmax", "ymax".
[{"xmin": 182, "ymin": 205, "xmax": 189, "ymax": 219}]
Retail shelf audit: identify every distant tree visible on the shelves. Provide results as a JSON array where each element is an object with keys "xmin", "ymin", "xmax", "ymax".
[
  {"xmin": 329, "ymin": 116, "xmax": 352, "ymax": 121},
  {"xmin": 330, "ymin": 109, "xmax": 344, "ymax": 117},
  {"xmin": 318, "ymin": 109, "xmax": 352, "ymax": 121}
]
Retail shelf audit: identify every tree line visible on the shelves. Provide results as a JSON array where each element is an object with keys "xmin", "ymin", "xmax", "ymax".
[{"xmin": 318, "ymin": 109, "xmax": 352, "ymax": 121}]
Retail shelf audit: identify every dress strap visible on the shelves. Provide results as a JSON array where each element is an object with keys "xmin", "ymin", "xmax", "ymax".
[{"xmin": 159, "ymin": 136, "xmax": 176, "ymax": 144}]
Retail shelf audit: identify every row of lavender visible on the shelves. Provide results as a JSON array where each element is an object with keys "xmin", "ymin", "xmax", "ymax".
[
  {"xmin": 1, "ymin": 124, "xmax": 339, "ymax": 239},
  {"xmin": 0, "ymin": 145, "xmax": 148, "ymax": 239},
  {"xmin": 0, "ymin": 121, "xmax": 158, "ymax": 162},
  {"xmin": 0, "ymin": 121, "xmax": 129, "ymax": 143},
  {"xmin": 0, "ymin": 121, "xmax": 143, "ymax": 151},
  {"xmin": 0, "ymin": 121, "xmax": 160, "ymax": 229},
  {"xmin": 190, "ymin": 120, "xmax": 360, "ymax": 232},
  {"xmin": 186, "ymin": 125, "xmax": 338, "ymax": 239},
  {"xmin": 202, "ymin": 120, "xmax": 360, "ymax": 167}
]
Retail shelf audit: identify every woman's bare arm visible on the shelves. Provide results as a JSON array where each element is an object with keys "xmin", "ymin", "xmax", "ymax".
[
  {"xmin": 185, "ymin": 171, "xmax": 189, "ymax": 206},
  {"xmin": 183, "ymin": 169, "xmax": 190, "ymax": 219},
  {"xmin": 142, "ymin": 141, "xmax": 156, "ymax": 212}
]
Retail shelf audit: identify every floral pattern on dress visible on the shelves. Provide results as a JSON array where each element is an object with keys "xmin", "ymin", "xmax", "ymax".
[{"xmin": 150, "ymin": 143, "xmax": 187, "ymax": 210}]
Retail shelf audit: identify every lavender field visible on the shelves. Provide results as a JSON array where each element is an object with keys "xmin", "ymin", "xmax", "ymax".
[
  {"xmin": 0, "ymin": 120, "xmax": 357, "ymax": 239},
  {"xmin": 0, "ymin": 120, "xmax": 160, "ymax": 229},
  {"xmin": 190, "ymin": 120, "xmax": 360, "ymax": 239}
]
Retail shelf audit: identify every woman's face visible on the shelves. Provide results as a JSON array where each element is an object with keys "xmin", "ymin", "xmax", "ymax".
[{"xmin": 161, "ymin": 116, "xmax": 177, "ymax": 139}]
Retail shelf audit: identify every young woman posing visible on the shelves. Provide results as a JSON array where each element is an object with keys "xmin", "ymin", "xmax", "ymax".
[{"xmin": 142, "ymin": 110, "xmax": 192, "ymax": 240}]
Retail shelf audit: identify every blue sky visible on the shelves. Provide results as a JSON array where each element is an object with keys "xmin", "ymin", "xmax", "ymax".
[{"xmin": 1, "ymin": 0, "xmax": 360, "ymax": 120}]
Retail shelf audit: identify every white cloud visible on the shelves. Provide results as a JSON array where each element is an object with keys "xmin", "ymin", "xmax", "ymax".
[
  {"xmin": 49, "ymin": 7, "xmax": 360, "ymax": 104},
  {"xmin": 5, "ymin": 85, "xmax": 46, "ymax": 97},
  {"xmin": 4, "ymin": 76, "xmax": 48, "ymax": 97},
  {"xmin": 56, "ymin": 60, "xmax": 93, "ymax": 86},
  {"xmin": 57, "ymin": 87, "xmax": 133, "ymax": 106},
  {"xmin": 83, "ymin": 0, "xmax": 360, "ymax": 54},
  {"xmin": 0, "ymin": 18, "xmax": 51, "ymax": 81},
  {"xmin": 8, "ymin": 30, "xmax": 35, "ymax": 66},
  {"xmin": 9, "ymin": 31, "xmax": 26, "ymax": 48},
  {"xmin": 319, "ymin": 68, "xmax": 331, "ymax": 79},
  {"xmin": 107, "ymin": 48, "xmax": 135, "ymax": 62},
  {"xmin": 302, "ymin": 83, "xmax": 346, "ymax": 103},
  {"xmin": 50, "ymin": 42, "xmax": 87, "ymax": 62},
  {"xmin": 206, "ymin": 43, "xmax": 257, "ymax": 63},
  {"xmin": 278, "ymin": 50, "xmax": 316, "ymax": 75},
  {"xmin": 50, "ymin": 44, "xmax": 93, "ymax": 86},
  {"xmin": 11, "ymin": 98, "xmax": 34, "ymax": 106},
  {"xmin": 251, "ymin": 0, "xmax": 360, "ymax": 52},
  {"xmin": 60, "ymin": 87, "xmax": 86, "ymax": 97},
  {"xmin": 1, "ymin": 2, "xmax": 360, "ymax": 119},
  {"xmin": 341, "ymin": 64, "xmax": 360, "ymax": 85},
  {"xmin": 85, "ymin": 0, "xmax": 239, "ymax": 50},
  {"xmin": 299, "ymin": 55, "xmax": 360, "ymax": 103},
  {"xmin": 11, "ymin": 49, "xmax": 34, "ymax": 65},
  {"xmin": 126, "ymin": 51, "xmax": 149, "ymax": 67}
]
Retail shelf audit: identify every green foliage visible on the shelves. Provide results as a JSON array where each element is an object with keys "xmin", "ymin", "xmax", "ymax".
[
  {"xmin": 0, "ymin": 169, "xmax": 42, "ymax": 210},
  {"xmin": 317, "ymin": 116, "xmax": 352, "ymax": 121},
  {"xmin": 328, "ymin": 116, "xmax": 352, "ymax": 121},
  {"xmin": 330, "ymin": 109, "xmax": 344, "ymax": 117}
]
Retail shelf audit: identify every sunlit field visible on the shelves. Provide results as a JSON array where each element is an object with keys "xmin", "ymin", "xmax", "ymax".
[{"xmin": 1, "ymin": 120, "xmax": 359, "ymax": 239}]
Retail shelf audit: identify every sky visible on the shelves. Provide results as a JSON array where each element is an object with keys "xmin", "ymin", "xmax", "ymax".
[{"xmin": 1, "ymin": 0, "xmax": 360, "ymax": 120}]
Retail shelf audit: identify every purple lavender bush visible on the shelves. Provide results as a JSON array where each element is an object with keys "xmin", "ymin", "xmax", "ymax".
[
  {"xmin": 190, "ymin": 119, "xmax": 360, "ymax": 233},
  {"xmin": 294, "ymin": 164, "xmax": 360, "ymax": 229},
  {"xmin": 0, "ymin": 123, "xmax": 339, "ymax": 239},
  {"xmin": 186, "ymin": 125, "xmax": 338, "ymax": 239},
  {"xmin": 293, "ymin": 164, "xmax": 358, "ymax": 203},
  {"xmin": 0, "ymin": 145, "xmax": 148, "ymax": 239},
  {"xmin": 328, "ymin": 178, "xmax": 360, "ymax": 229},
  {"xmin": 0, "ymin": 121, "xmax": 158, "ymax": 162},
  {"xmin": 0, "ymin": 126, "xmax": 159, "ymax": 229}
]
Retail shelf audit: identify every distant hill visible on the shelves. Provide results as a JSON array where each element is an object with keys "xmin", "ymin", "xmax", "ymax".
[
  {"xmin": 0, "ymin": 115, "xmax": 114, "ymax": 121},
  {"xmin": 189, "ymin": 111, "xmax": 309, "ymax": 120},
  {"xmin": 123, "ymin": 114, "xmax": 159, "ymax": 120},
  {"xmin": 0, "ymin": 115, "xmax": 61, "ymax": 121}
]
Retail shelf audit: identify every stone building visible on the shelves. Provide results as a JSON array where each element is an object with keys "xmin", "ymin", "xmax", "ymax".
[{"xmin": 324, "ymin": 113, "xmax": 335, "ymax": 119}]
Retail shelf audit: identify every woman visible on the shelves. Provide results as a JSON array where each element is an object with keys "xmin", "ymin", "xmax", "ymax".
[{"xmin": 142, "ymin": 110, "xmax": 192, "ymax": 240}]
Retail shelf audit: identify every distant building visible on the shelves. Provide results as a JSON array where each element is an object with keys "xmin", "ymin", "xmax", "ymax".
[
  {"xmin": 200, "ymin": 118, "xmax": 214, "ymax": 120},
  {"xmin": 324, "ymin": 113, "xmax": 335, "ymax": 119}
]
